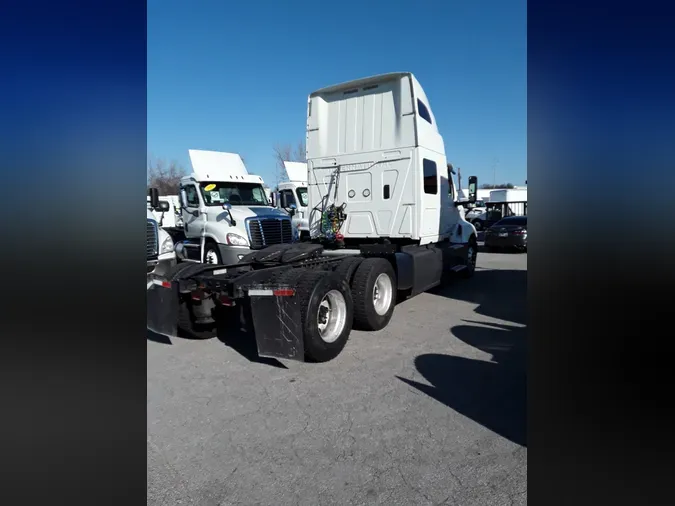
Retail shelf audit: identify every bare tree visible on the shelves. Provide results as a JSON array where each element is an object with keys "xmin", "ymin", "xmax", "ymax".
[
  {"xmin": 272, "ymin": 140, "xmax": 306, "ymax": 187},
  {"xmin": 147, "ymin": 157, "xmax": 186, "ymax": 195}
]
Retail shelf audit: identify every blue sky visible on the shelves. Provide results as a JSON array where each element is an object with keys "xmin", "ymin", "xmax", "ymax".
[{"xmin": 148, "ymin": 0, "xmax": 526, "ymax": 188}]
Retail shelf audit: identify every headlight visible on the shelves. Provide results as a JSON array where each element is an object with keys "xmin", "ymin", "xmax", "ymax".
[
  {"xmin": 226, "ymin": 233, "xmax": 248, "ymax": 246},
  {"xmin": 160, "ymin": 235, "xmax": 174, "ymax": 254}
]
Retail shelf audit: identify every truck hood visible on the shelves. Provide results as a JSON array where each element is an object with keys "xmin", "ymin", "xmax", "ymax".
[
  {"xmin": 228, "ymin": 205, "xmax": 288, "ymax": 221},
  {"xmin": 204, "ymin": 205, "xmax": 290, "ymax": 224}
]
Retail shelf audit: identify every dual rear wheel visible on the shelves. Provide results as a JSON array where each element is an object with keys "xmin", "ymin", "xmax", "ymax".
[
  {"xmin": 292, "ymin": 257, "xmax": 398, "ymax": 362},
  {"xmin": 175, "ymin": 256, "xmax": 399, "ymax": 363}
]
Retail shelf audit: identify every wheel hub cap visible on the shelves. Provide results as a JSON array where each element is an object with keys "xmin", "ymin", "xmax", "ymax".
[
  {"xmin": 317, "ymin": 290, "xmax": 348, "ymax": 343},
  {"xmin": 372, "ymin": 273, "xmax": 393, "ymax": 316}
]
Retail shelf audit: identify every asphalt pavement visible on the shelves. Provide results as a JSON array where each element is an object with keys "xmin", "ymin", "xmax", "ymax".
[{"xmin": 148, "ymin": 249, "xmax": 527, "ymax": 506}]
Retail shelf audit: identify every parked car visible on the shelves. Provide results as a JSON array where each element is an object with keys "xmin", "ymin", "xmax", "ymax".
[{"xmin": 484, "ymin": 216, "xmax": 527, "ymax": 252}]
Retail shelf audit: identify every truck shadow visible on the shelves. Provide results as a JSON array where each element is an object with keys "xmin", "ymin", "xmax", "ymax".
[
  {"xmin": 215, "ymin": 305, "xmax": 288, "ymax": 369},
  {"xmin": 430, "ymin": 268, "xmax": 526, "ymax": 325},
  {"xmin": 146, "ymin": 307, "xmax": 288, "ymax": 369},
  {"xmin": 397, "ymin": 320, "xmax": 526, "ymax": 446},
  {"xmin": 397, "ymin": 267, "xmax": 527, "ymax": 445}
]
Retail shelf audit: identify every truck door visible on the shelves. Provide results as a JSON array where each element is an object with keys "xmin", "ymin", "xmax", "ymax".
[
  {"xmin": 181, "ymin": 184, "xmax": 204, "ymax": 238},
  {"xmin": 420, "ymin": 155, "xmax": 442, "ymax": 243}
]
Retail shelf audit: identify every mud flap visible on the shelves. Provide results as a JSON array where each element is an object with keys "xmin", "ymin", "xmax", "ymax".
[
  {"xmin": 249, "ymin": 288, "xmax": 304, "ymax": 361},
  {"xmin": 146, "ymin": 279, "xmax": 179, "ymax": 338}
]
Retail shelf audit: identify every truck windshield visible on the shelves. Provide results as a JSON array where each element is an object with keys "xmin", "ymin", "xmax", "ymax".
[
  {"xmin": 200, "ymin": 182, "xmax": 270, "ymax": 206},
  {"xmin": 296, "ymin": 187, "xmax": 308, "ymax": 207}
]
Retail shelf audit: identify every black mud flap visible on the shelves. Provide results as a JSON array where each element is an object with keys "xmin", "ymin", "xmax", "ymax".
[
  {"xmin": 146, "ymin": 279, "xmax": 179, "ymax": 338},
  {"xmin": 249, "ymin": 287, "xmax": 304, "ymax": 361}
]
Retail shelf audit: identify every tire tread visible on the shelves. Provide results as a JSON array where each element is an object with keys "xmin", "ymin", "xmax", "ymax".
[
  {"xmin": 296, "ymin": 270, "xmax": 353, "ymax": 362},
  {"xmin": 351, "ymin": 258, "xmax": 396, "ymax": 331}
]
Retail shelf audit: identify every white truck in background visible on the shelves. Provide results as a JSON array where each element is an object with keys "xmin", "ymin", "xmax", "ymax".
[
  {"xmin": 173, "ymin": 149, "xmax": 294, "ymax": 265},
  {"xmin": 276, "ymin": 161, "xmax": 310, "ymax": 240},
  {"xmin": 471, "ymin": 188, "xmax": 528, "ymax": 230},
  {"xmin": 147, "ymin": 188, "xmax": 177, "ymax": 285},
  {"xmin": 148, "ymin": 72, "xmax": 479, "ymax": 363},
  {"xmin": 463, "ymin": 199, "xmax": 486, "ymax": 228},
  {"xmin": 489, "ymin": 188, "xmax": 527, "ymax": 209},
  {"xmin": 148, "ymin": 194, "xmax": 183, "ymax": 232}
]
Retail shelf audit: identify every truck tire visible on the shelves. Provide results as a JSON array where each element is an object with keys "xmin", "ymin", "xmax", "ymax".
[
  {"xmin": 461, "ymin": 237, "xmax": 478, "ymax": 278},
  {"xmin": 351, "ymin": 258, "xmax": 397, "ymax": 331},
  {"xmin": 204, "ymin": 242, "xmax": 222, "ymax": 265},
  {"xmin": 333, "ymin": 256, "xmax": 363, "ymax": 285},
  {"xmin": 177, "ymin": 298, "xmax": 217, "ymax": 339},
  {"xmin": 297, "ymin": 270, "xmax": 354, "ymax": 362}
]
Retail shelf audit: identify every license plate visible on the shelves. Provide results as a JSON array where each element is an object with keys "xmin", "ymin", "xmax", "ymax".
[{"xmin": 499, "ymin": 232, "xmax": 508, "ymax": 237}]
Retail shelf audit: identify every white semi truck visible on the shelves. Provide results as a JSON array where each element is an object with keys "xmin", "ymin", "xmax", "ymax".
[
  {"xmin": 147, "ymin": 72, "xmax": 479, "ymax": 362},
  {"xmin": 276, "ymin": 161, "xmax": 310, "ymax": 240},
  {"xmin": 146, "ymin": 188, "xmax": 177, "ymax": 284},
  {"xmin": 173, "ymin": 149, "xmax": 295, "ymax": 265}
]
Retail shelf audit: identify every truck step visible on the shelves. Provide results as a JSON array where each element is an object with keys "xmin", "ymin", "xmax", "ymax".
[
  {"xmin": 450, "ymin": 244, "xmax": 464, "ymax": 250},
  {"xmin": 451, "ymin": 265, "xmax": 467, "ymax": 272}
]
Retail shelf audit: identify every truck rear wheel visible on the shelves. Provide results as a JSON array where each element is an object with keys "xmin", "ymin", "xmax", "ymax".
[
  {"xmin": 333, "ymin": 256, "xmax": 363, "ymax": 285},
  {"xmin": 177, "ymin": 299, "xmax": 217, "ymax": 339},
  {"xmin": 297, "ymin": 271, "xmax": 354, "ymax": 362},
  {"xmin": 351, "ymin": 258, "xmax": 396, "ymax": 331}
]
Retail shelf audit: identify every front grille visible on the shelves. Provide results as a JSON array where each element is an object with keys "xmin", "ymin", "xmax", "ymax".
[
  {"xmin": 247, "ymin": 217, "xmax": 293, "ymax": 249},
  {"xmin": 147, "ymin": 219, "xmax": 159, "ymax": 259}
]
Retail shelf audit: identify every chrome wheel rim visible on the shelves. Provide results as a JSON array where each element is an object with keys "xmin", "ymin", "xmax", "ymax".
[
  {"xmin": 205, "ymin": 249, "xmax": 219, "ymax": 264},
  {"xmin": 317, "ymin": 290, "xmax": 347, "ymax": 343},
  {"xmin": 372, "ymin": 273, "xmax": 393, "ymax": 316}
]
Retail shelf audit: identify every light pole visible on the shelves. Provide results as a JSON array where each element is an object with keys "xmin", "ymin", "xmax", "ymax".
[{"xmin": 492, "ymin": 157, "xmax": 499, "ymax": 187}]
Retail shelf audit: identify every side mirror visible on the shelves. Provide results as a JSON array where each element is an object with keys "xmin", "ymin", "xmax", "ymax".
[
  {"xmin": 148, "ymin": 188, "xmax": 160, "ymax": 209},
  {"xmin": 222, "ymin": 202, "xmax": 236, "ymax": 226},
  {"xmin": 156, "ymin": 201, "xmax": 170, "ymax": 212},
  {"xmin": 174, "ymin": 242, "xmax": 188, "ymax": 261},
  {"xmin": 270, "ymin": 193, "xmax": 276, "ymax": 207},
  {"xmin": 288, "ymin": 203, "xmax": 297, "ymax": 216},
  {"xmin": 179, "ymin": 188, "xmax": 188, "ymax": 209},
  {"xmin": 468, "ymin": 176, "xmax": 478, "ymax": 204}
]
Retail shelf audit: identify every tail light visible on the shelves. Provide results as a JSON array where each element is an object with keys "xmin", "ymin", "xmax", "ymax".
[{"xmin": 219, "ymin": 295, "xmax": 235, "ymax": 306}]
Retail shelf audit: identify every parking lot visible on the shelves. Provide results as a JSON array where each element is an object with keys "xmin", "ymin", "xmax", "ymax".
[{"xmin": 148, "ymin": 249, "xmax": 527, "ymax": 506}]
